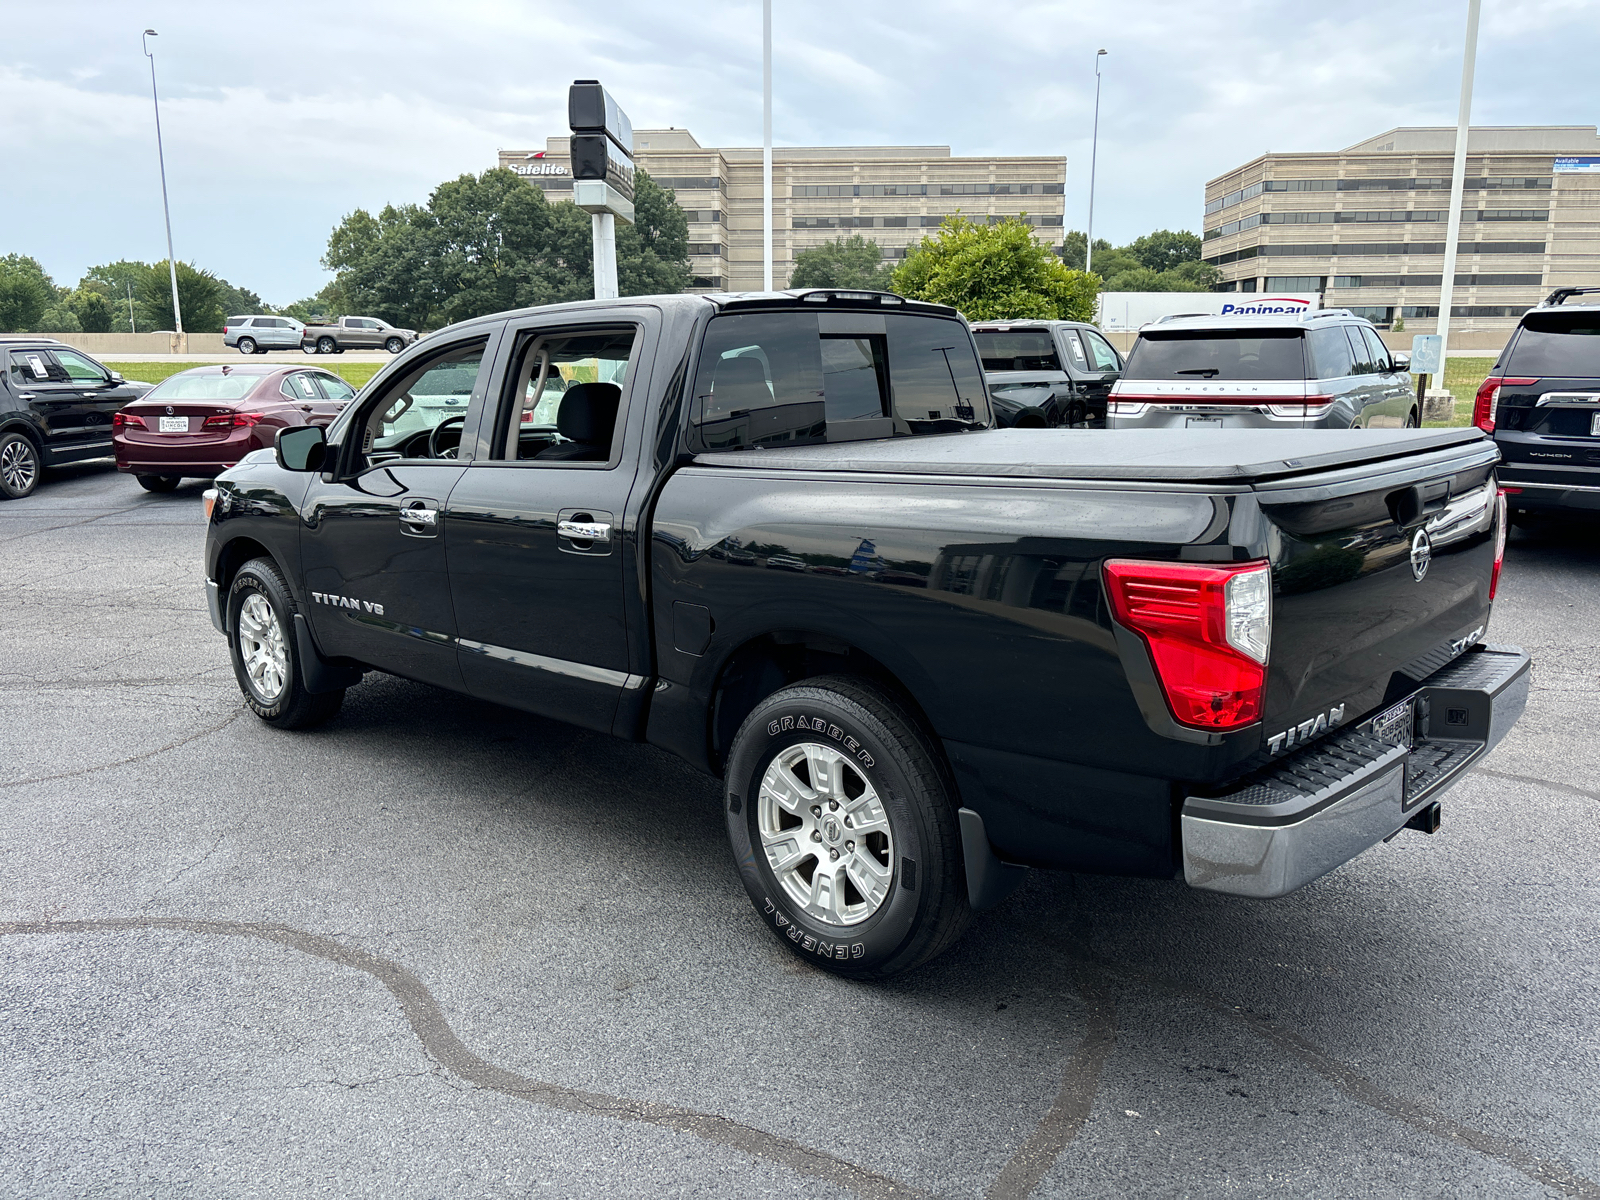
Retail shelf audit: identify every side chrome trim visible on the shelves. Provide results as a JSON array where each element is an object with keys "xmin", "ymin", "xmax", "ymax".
[
  {"xmin": 456, "ymin": 637, "xmax": 642, "ymax": 690},
  {"xmin": 1503, "ymin": 480, "xmax": 1600, "ymax": 494}
]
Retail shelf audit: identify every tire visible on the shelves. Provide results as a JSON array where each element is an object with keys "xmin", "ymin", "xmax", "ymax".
[
  {"xmin": 317, "ymin": 337, "xmax": 336, "ymax": 355},
  {"xmin": 136, "ymin": 474, "xmax": 182, "ymax": 493},
  {"xmin": 724, "ymin": 675, "xmax": 971, "ymax": 979},
  {"xmin": 237, "ymin": 337, "xmax": 256, "ymax": 355},
  {"xmin": 227, "ymin": 557, "xmax": 344, "ymax": 729},
  {"xmin": 0, "ymin": 431, "xmax": 41, "ymax": 499},
  {"xmin": 1404, "ymin": 409, "xmax": 1419, "ymax": 428},
  {"xmin": 385, "ymin": 337, "xmax": 404, "ymax": 354}
]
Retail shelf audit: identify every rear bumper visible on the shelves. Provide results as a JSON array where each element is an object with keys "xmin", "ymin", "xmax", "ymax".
[
  {"xmin": 1501, "ymin": 479, "xmax": 1600, "ymax": 514},
  {"xmin": 1181, "ymin": 643, "xmax": 1530, "ymax": 898}
]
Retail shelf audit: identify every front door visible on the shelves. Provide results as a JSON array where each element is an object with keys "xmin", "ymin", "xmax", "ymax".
[
  {"xmin": 300, "ymin": 333, "xmax": 497, "ymax": 690},
  {"xmin": 444, "ymin": 319, "xmax": 649, "ymax": 733}
]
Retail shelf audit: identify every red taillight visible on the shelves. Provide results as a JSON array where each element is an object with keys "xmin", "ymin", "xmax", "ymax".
[
  {"xmin": 1104, "ymin": 559, "xmax": 1272, "ymax": 731},
  {"xmin": 1490, "ymin": 487, "xmax": 1509, "ymax": 600},
  {"xmin": 1472, "ymin": 377, "xmax": 1537, "ymax": 433},
  {"xmin": 202, "ymin": 412, "xmax": 266, "ymax": 429},
  {"xmin": 111, "ymin": 412, "xmax": 146, "ymax": 430}
]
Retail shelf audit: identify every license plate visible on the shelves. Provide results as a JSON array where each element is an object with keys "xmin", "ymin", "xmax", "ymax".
[
  {"xmin": 1368, "ymin": 698, "xmax": 1414, "ymax": 748},
  {"xmin": 1186, "ymin": 417, "xmax": 1224, "ymax": 430},
  {"xmin": 159, "ymin": 416, "xmax": 188, "ymax": 433},
  {"xmin": 1591, "ymin": 413, "xmax": 1600, "ymax": 436}
]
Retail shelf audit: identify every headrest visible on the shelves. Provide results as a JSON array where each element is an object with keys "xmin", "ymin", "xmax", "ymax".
[
  {"xmin": 710, "ymin": 355, "xmax": 772, "ymax": 414},
  {"xmin": 556, "ymin": 382, "xmax": 622, "ymax": 444}
]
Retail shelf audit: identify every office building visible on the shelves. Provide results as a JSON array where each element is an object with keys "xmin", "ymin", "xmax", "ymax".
[
  {"xmin": 1203, "ymin": 126, "xmax": 1600, "ymax": 334},
  {"xmin": 499, "ymin": 129, "xmax": 1066, "ymax": 292}
]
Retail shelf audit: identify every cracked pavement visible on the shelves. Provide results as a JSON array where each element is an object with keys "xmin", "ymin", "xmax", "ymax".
[{"xmin": 1, "ymin": 462, "xmax": 1597, "ymax": 1198}]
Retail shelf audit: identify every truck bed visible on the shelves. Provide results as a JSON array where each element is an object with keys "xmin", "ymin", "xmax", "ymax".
[{"xmin": 695, "ymin": 427, "xmax": 1490, "ymax": 485}]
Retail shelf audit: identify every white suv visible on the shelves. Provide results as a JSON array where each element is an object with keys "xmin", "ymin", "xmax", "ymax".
[{"xmin": 223, "ymin": 315, "xmax": 305, "ymax": 355}]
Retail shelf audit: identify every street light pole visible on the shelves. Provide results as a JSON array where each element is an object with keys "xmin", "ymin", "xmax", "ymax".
[
  {"xmin": 142, "ymin": 29, "xmax": 183, "ymax": 338},
  {"xmin": 762, "ymin": 0, "xmax": 773, "ymax": 291},
  {"xmin": 1436, "ymin": 0, "xmax": 1482, "ymax": 368},
  {"xmin": 1086, "ymin": 49, "xmax": 1107, "ymax": 277}
]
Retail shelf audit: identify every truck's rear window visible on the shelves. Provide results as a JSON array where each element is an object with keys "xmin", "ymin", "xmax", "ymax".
[
  {"xmin": 1505, "ymin": 313, "xmax": 1600, "ymax": 378},
  {"xmin": 974, "ymin": 331, "xmax": 1061, "ymax": 372},
  {"xmin": 1123, "ymin": 330, "xmax": 1308, "ymax": 381}
]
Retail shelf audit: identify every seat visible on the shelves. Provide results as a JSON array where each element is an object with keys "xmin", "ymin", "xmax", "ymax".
[
  {"xmin": 708, "ymin": 356, "xmax": 772, "ymax": 416},
  {"xmin": 533, "ymin": 383, "xmax": 621, "ymax": 462}
]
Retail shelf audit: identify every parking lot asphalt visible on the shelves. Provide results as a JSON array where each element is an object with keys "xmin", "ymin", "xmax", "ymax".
[{"xmin": 1, "ymin": 463, "xmax": 1596, "ymax": 1199}]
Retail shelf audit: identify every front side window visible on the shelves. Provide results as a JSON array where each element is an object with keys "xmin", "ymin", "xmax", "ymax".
[
  {"xmin": 973, "ymin": 330, "xmax": 1061, "ymax": 372},
  {"xmin": 358, "ymin": 340, "xmax": 486, "ymax": 462},
  {"xmin": 497, "ymin": 328, "xmax": 637, "ymax": 462},
  {"xmin": 1360, "ymin": 326, "xmax": 1393, "ymax": 372},
  {"xmin": 53, "ymin": 349, "xmax": 108, "ymax": 383},
  {"xmin": 1123, "ymin": 331, "xmax": 1308, "ymax": 381},
  {"xmin": 1343, "ymin": 327, "xmax": 1377, "ymax": 375},
  {"xmin": 1079, "ymin": 328, "xmax": 1123, "ymax": 372}
]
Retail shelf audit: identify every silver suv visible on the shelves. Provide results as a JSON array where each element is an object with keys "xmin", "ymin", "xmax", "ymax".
[
  {"xmin": 223, "ymin": 315, "xmax": 305, "ymax": 355},
  {"xmin": 1107, "ymin": 309, "xmax": 1417, "ymax": 431}
]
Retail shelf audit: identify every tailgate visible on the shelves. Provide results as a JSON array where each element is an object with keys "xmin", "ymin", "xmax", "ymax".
[{"xmin": 1253, "ymin": 438, "xmax": 1502, "ymax": 744}]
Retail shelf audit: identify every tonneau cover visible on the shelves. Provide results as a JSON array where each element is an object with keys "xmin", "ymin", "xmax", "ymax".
[{"xmin": 694, "ymin": 427, "xmax": 1490, "ymax": 485}]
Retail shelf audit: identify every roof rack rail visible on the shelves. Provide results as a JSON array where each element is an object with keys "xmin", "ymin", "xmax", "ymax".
[
  {"xmin": 1542, "ymin": 286, "xmax": 1600, "ymax": 307},
  {"xmin": 1304, "ymin": 308, "xmax": 1354, "ymax": 321}
]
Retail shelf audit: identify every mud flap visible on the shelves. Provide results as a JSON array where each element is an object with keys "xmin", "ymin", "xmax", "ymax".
[{"xmin": 958, "ymin": 807, "xmax": 1029, "ymax": 911}]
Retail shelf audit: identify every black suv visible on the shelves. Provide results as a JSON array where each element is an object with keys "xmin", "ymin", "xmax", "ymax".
[
  {"xmin": 1477, "ymin": 288, "xmax": 1600, "ymax": 521},
  {"xmin": 0, "ymin": 338, "xmax": 152, "ymax": 498}
]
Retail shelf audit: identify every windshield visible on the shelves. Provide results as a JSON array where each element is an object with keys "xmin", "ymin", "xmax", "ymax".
[
  {"xmin": 145, "ymin": 373, "xmax": 261, "ymax": 401},
  {"xmin": 974, "ymin": 331, "xmax": 1061, "ymax": 372},
  {"xmin": 1505, "ymin": 314, "xmax": 1600, "ymax": 378},
  {"xmin": 1123, "ymin": 330, "xmax": 1308, "ymax": 381}
]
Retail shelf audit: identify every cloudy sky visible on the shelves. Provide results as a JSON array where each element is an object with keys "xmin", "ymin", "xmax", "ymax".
[{"xmin": 3, "ymin": 0, "xmax": 1596, "ymax": 305}]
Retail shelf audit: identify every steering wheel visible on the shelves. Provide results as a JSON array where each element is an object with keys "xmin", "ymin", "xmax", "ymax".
[{"xmin": 429, "ymin": 414, "xmax": 466, "ymax": 459}]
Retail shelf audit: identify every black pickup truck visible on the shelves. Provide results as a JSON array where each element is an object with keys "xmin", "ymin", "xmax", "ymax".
[{"xmin": 202, "ymin": 288, "xmax": 1528, "ymax": 978}]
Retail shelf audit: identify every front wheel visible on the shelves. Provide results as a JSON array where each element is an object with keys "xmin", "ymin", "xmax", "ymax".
[
  {"xmin": 237, "ymin": 337, "xmax": 256, "ymax": 355},
  {"xmin": 317, "ymin": 336, "xmax": 336, "ymax": 355},
  {"xmin": 724, "ymin": 675, "xmax": 971, "ymax": 979},
  {"xmin": 227, "ymin": 557, "xmax": 343, "ymax": 729},
  {"xmin": 385, "ymin": 337, "xmax": 404, "ymax": 354},
  {"xmin": 0, "ymin": 432, "xmax": 41, "ymax": 499},
  {"xmin": 136, "ymin": 474, "xmax": 182, "ymax": 493}
]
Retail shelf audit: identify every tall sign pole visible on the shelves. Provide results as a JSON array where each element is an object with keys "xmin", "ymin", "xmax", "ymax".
[
  {"xmin": 1435, "ymin": 0, "xmax": 1482, "ymax": 368},
  {"xmin": 762, "ymin": 0, "xmax": 774, "ymax": 291},
  {"xmin": 1086, "ymin": 49, "xmax": 1106, "ymax": 276},
  {"xmin": 142, "ymin": 30, "xmax": 183, "ymax": 337},
  {"xmin": 569, "ymin": 81, "xmax": 636, "ymax": 300}
]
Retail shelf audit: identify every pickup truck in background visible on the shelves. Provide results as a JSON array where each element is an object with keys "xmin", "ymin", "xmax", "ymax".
[
  {"xmin": 971, "ymin": 318, "xmax": 1123, "ymax": 428},
  {"xmin": 202, "ymin": 288, "xmax": 1528, "ymax": 979},
  {"xmin": 300, "ymin": 316, "xmax": 420, "ymax": 355}
]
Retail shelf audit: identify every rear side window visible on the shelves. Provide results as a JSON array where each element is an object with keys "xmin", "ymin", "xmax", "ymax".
[
  {"xmin": 227, "ymin": 316, "xmax": 248, "ymax": 327},
  {"xmin": 1307, "ymin": 326, "xmax": 1356, "ymax": 378},
  {"xmin": 1123, "ymin": 330, "xmax": 1308, "ymax": 381},
  {"xmin": 8, "ymin": 350, "xmax": 66, "ymax": 384},
  {"xmin": 694, "ymin": 313, "xmax": 827, "ymax": 450},
  {"xmin": 315, "ymin": 373, "xmax": 356, "ymax": 400},
  {"xmin": 1505, "ymin": 314, "xmax": 1600, "ymax": 377},
  {"xmin": 973, "ymin": 330, "xmax": 1061, "ymax": 372}
]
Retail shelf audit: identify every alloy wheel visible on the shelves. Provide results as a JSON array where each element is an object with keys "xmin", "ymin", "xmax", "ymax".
[
  {"xmin": 236, "ymin": 592, "xmax": 288, "ymax": 702},
  {"xmin": 757, "ymin": 742, "xmax": 895, "ymax": 926},
  {"xmin": 1, "ymin": 438, "xmax": 38, "ymax": 495}
]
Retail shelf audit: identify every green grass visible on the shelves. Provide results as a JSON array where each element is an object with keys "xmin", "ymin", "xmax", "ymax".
[
  {"xmin": 1418, "ymin": 356, "xmax": 1494, "ymax": 428},
  {"xmin": 105, "ymin": 361, "xmax": 385, "ymax": 390}
]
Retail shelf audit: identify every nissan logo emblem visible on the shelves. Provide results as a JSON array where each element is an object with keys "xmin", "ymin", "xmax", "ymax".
[{"xmin": 1410, "ymin": 529, "xmax": 1432, "ymax": 582}]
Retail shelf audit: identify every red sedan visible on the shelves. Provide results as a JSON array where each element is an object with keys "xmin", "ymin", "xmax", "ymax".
[{"xmin": 113, "ymin": 364, "xmax": 356, "ymax": 492}]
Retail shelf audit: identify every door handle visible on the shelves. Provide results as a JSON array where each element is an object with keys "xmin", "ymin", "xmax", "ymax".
[
  {"xmin": 400, "ymin": 506, "xmax": 438, "ymax": 527},
  {"xmin": 558, "ymin": 519, "xmax": 611, "ymax": 543}
]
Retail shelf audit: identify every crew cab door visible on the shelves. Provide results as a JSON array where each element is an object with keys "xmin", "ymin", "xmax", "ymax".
[
  {"xmin": 443, "ymin": 316, "xmax": 652, "ymax": 733},
  {"xmin": 1068, "ymin": 326, "xmax": 1123, "ymax": 424},
  {"xmin": 299, "ymin": 330, "xmax": 500, "ymax": 690}
]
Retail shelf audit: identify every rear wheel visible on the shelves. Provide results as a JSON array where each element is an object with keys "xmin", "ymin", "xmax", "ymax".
[
  {"xmin": 1404, "ymin": 408, "xmax": 1419, "ymax": 428},
  {"xmin": 724, "ymin": 675, "xmax": 971, "ymax": 979},
  {"xmin": 237, "ymin": 337, "xmax": 256, "ymax": 355},
  {"xmin": 0, "ymin": 431, "xmax": 41, "ymax": 499},
  {"xmin": 135, "ymin": 474, "xmax": 182, "ymax": 493},
  {"xmin": 317, "ymin": 336, "xmax": 336, "ymax": 355},
  {"xmin": 385, "ymin": 337, "xmax": 404, "ymax": 354},
  {"xmin": 227, "ymin": 557, "xmax": 343, "ymax": 729}
]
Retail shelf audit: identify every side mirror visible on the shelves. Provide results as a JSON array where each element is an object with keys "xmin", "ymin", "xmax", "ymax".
[
  {"xmin": 276, "ymin": 424, "xmax": 327, "ymax": 472},
  {"xmin": 109, "ymin": 371, "xmax": 125, "ymax": 384},
  {"xmin": 1390, "ymin": 352, "xmax": 1411, "ymax": 371}
]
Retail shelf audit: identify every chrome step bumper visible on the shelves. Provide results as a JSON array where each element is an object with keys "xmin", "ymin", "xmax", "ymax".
[{"xmin": 1181, "ymin": 643, "xmax": 1531, "ymax": 898}]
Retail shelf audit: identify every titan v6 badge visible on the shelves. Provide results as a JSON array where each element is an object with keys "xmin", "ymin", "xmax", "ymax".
[{"xmin": 312, "ymin": 591, "xmax": 384, "ymax": 616}]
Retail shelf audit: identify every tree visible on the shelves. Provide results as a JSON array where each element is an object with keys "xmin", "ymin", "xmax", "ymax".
[
  {"xmin": 892, "ymin": 217, "xmax": 1098, "ymax": 321},
  {"xmin": 215, "ymin": 279, "xmax": 266, "ymax": 318},
  {"xmin": 1167, "ymin": 259, "xmax": 1220, "ymax": 290},
  {"xmin": 789, "ymin": 234, "xmax": 895, "ymax": 290},
  {"xmin": 68, "ymin": 287, "xmax": 114, "ymax": 332},
  {"xmin": 136, "ymin": 261, "xmax": 225, "ymax": 333},
  {"xmin": 0, "ymin": 254, "xmax": 56, "ymax": 333},
  {"xmin": 1060, "ymin": 230, "xmax": 1111, "ymax": 272},
  {"xmin": 618, "ymin": 170, "xmax": 691, "ymax": 296},
  {"xmin": 82, "ymin": 261, "xmax": 153, "ymax": 329},
  {"xmin": 1127, "ymin": 229, "xmax": 1204, "ymax": 273}
]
